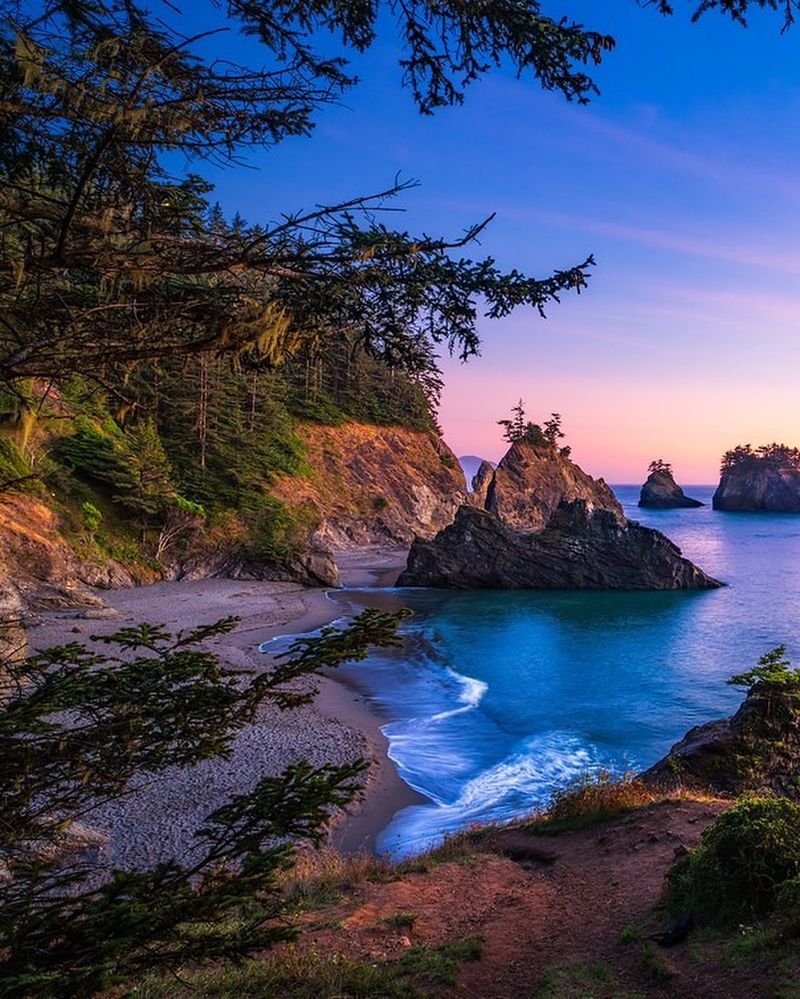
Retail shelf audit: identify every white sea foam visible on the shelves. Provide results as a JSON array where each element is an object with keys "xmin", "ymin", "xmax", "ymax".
[
  {"xmin": 377, "ymin": 730, "xmax": 609, "ymax": 857},
  {"xmin": 429, "ymin": 668, "xmax": 488, "ymax": 721},
  {"xmin": 257, "ymin": 615, "xmax": 350, "ymax": 654}
]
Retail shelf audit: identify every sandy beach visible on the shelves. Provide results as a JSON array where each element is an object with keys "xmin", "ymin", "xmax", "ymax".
[{"xmin": 27, "ymin": 555, "xmax": 424, "ymax": 867}]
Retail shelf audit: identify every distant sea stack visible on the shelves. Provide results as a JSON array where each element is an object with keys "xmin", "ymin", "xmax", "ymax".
[
  {"xmin": 469, "ymin": 459, "xmax": 496, "ymax": 508},
  {"xmin": 713, "ymin": 444, "xmax": 800, "ymax": 512},
  {"xmin": 399, "ymin": 439, "xmax": 721, "ymax": 591},
  {"xmin": 639, "ymin": 461, "xmax": 703, "ymax": 509},
  {"xmin": 459, "ymin": 455, "xmax": 492, "ymax": 490}
]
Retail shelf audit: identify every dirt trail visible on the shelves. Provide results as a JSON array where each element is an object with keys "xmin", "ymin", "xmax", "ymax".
[{"xmin": 304, "ymin": 799, "xmax": 778, "ymax": 997}]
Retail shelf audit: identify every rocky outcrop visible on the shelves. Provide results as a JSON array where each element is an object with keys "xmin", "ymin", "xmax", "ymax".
[
  {"xmin": 644, "ymin": 683, "xmax": 800, "ymax": 797},
  {"xmin": 639, "ymin": 469, "xmax": 703, "ymax": 509},
  {"xmin": 713, "ymin": 462, "xmax": 800, "ymax": 512},
  {"xmin": 272, "ymin": 422, "xmax": 465, "ymax": 549},
  {"xmin": 0, "ymin": 495, "xmax": 134, "ymax": 615},
  {"xmin": 459, "ymin": 455, "xmax": 489, "ymax": 490},
  {"xmin": 172, "ymin": 544, "xmax": 340, "ymax": 588},
  {"xmin": 484, "ymin": 443, "xmax": 623, "ymax": 532},
  {"xmin": 398, "ymin": 501, "xmax": 722, "ymax": 590},
  {"xmin": 469, "ymin": 460, "xmax": 496, "ymax": 508}
]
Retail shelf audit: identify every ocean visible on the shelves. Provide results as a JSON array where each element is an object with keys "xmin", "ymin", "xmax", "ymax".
[{"xmin": 328, "ymin": 486, "xmax": 800, "ymax": 857}]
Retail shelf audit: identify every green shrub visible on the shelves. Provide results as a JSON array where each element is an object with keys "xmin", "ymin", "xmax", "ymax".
[
  {"xmin": 80, "ymin": 500, "xmax": 102, "ymax": 535},
  {"xmin": 666, "ymin": 796, "xmax": 800, "ymax": 926},
  {"xmin": 776, "ymin": 876, "xmax": 800, "ymax": 936},
  {"xmin": 379, "ymin": 911, "xmax": 417, "ymax": 929},
  {"xmin": 729, "ymin": 646, "xmax": 800, "ymax": 691},
  {"xmin": 0, "ymin": 437, "xmax": 31, "ymax": 485},
  {"xmin": 373, "ymin": 494, "xmax": 390, "ymax": 512}
]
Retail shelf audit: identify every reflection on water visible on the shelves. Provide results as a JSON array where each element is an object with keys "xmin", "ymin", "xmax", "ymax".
[{"xmin": 333, "ymin": 486, "xmax": 800, "ymax": 857}]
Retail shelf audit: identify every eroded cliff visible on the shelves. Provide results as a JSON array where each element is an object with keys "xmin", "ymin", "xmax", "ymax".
[
  {"xmin": 398, "ymin": 501, "xmax": 721, "ymax": 590},
  {"xmin": 271, "ymin": 422, "xmax": 465, "ymax": 548}
]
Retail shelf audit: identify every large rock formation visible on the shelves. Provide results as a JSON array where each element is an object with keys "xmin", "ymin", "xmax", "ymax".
[
  {"xmin": 272, "ymin": 422, "xmax": 465, "ymax": 548},
  {"xmin": 398, "ymin": 501, "xmax": 721, "ymax": 590},
  {"xmin": 469, "ymin": 459, "xmax": 496, "ymax": 508},
  {"xmin": 400, "ymin": 440, "xmax": 719, "ymax": 590},
  {"xmin": 639, "ymin": 468, "xmax": 703, "ymax": 509},
  {"xmin": 484, "ymin": 442, "xmax": 623, "ymax": 531},
  {"xmin": 644, "ymin": 682, "xmax": 800, "ymax": 797},
  {"xmin": 713, "ymin": 447, "xmax": 800, "ymax": 512}
]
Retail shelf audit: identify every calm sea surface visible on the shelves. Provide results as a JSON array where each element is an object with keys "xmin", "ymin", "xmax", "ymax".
[{"xmin": 318, "ymin": 486, "xmax": 800, "ymax": 856}]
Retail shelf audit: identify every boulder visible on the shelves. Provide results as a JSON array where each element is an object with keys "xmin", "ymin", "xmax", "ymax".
[
  {"xmin": 398, "ymin": 501, "xmax": 722, "ymax": 591},
  {"xmin": 639, "ymin": 469, "xmax": 703, "ymax": 509}
]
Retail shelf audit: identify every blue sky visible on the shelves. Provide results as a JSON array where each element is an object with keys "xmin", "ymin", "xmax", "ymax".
[{"xmin": 202, "ymin": 3, "xmax": 800, "ymax": 481}]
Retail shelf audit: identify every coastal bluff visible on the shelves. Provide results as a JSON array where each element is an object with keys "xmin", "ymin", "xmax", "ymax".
[
  {"xmin": 639, "ymin": 466, "xmax": 703, "ymax": 509},
  {"xmin": 399, "ymin": 442, "xmax": 720, "ymax": 590},
  {"xmin": 272, "ymin": 421, "xmax": 465, "ymax": 548},
  {"xmin": 713, "ymin": 444, "xmax": 800, "ymax": 512}
]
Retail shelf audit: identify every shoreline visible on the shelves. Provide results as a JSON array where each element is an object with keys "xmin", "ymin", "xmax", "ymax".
[{"xmin": 27, "ymin": 563, "xmax": 421, "ymax": 863}]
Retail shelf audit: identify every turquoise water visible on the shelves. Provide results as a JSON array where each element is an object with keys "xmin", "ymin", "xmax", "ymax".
[{"xmin": 333, "ymin": 486, "xmax": 800, "ymax": 857}]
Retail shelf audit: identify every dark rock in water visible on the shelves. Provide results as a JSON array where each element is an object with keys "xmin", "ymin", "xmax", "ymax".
[
  {"xmin": 398, "ymin": 502, "xmax": 722, "ymax": 591},
  {"xmin": 639, "ymin": 469, "xmax": 703, "ymax": 509},
  {"xmin": 643, "ymin": 682, "xmax": 800, "ymax": 797},
  {"xmin": 713, "ymin": 460, "xmax": 800, "ymax": 512},
  {"xmin": 485, "ymin": 442, "xmax": 623, "ymax": 532},
  {"xmin": 469, "ymin": 459, "xmax": 496, "ymax": 508}
]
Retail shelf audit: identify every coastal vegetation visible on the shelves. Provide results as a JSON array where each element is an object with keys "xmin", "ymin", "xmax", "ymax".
[
  {"xmin": 497, "ymin": 400, "xmax": 572, "ymax": 457},
  {"xmin": 0, "ymin": 610, "xmax": 407, "ymax": 995},
  {"xmin": 721, "ymin": 443, "xmax": 800, "ymax": 473},
  {"xmin": 3, "ymin": 2, "xmax": 800, "ymax": 997}
]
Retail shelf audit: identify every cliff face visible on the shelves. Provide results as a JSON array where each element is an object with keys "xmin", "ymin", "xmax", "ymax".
[
  {"xmin": 485, "ymin": 443, "xmax": 623, "ymax": 531},
  {"xmin": 713, "ymin": 464, "xmax": 800, "ymax": 512},
  {"xmin": 398, "ymin": 501, "xmax": 721, "ymax": 590},
  {"xmin": 0, "ymin": 495, "xmax": 134, "ymax": 617},
  {"xmin": 639, "ymin": 469, "xmax": 703, "ymax": 509},
  {"xmin": 271, "ymin": 422, "xmax": 465, "ymax": 549}
]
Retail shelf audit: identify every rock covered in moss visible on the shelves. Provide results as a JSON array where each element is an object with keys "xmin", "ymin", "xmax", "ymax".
[{"xmin": 644, "ymin": 683, "xmax": 800, "ymax": 797}]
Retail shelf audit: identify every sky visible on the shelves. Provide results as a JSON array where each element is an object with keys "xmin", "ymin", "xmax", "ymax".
[{"xmin": 202, "ymin": 2, "xmax": 800, "ymax": 482}]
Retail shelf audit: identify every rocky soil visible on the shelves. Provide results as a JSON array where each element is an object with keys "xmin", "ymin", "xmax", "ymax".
[{"xmin": 284, "ymin": 797, "xmax": 782, "ymax": 999}]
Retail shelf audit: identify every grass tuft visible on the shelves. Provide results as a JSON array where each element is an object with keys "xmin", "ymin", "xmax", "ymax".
[{"xmin": 521, "ymin": 772, "xmax": 666, "ymax": 836}]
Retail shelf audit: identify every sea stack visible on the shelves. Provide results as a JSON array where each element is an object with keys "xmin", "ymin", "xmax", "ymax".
[
  {"xmin": 399, "ymin": 441, "xmax": 721, "ymax": 591},
  {"xmin": 639, "ymin": 461, "xmax": 703, "ymax": 509},
  {"xmin": 713, "ymin": 444, "xmax": 800, "ymax": 512}
]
